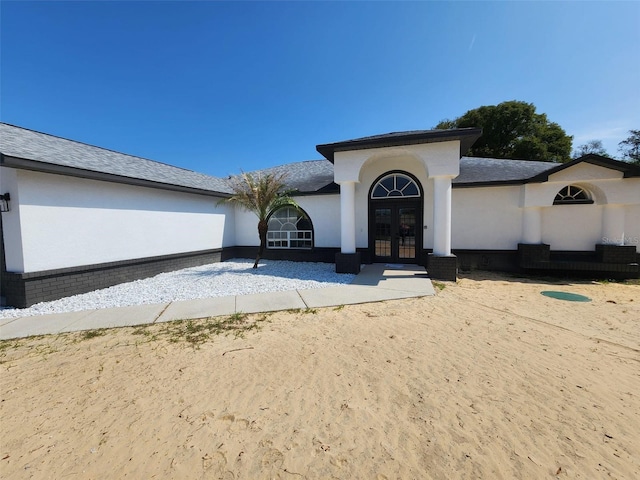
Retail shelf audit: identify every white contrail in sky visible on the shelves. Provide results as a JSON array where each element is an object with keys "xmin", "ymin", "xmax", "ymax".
[{"xmin": 469, "ymin": 34, "xmax": 476, "ymax": 51}]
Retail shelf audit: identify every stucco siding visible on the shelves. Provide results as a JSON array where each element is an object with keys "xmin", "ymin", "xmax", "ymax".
[
  {"xmin": 542, "ymin": 204, "xmax": 602, "ymax": 251},
  {"xmin": 548, "ymin": 162, "xmax": 624, "ymax": 183},
  {"xmin": 624, "ymin": 204, "xmax": 640, "ymax": 252},
  {"xmin": 11, "ymin": 170, "xmax": 233, "ymax": 273},
  {"xmin": 452, "ymin": 186, "xmax": 523, "ymax": 250},
  {"xmin": 296, "ymin": 195, "xmax": 340, "ymax": 248},
  {"xmin": 0, "ymin": 168, "xmax": 25, "ymax": 272},
  {"xmin": 233, "ymin": 207, "xmax": 258, "ymax": 247}
]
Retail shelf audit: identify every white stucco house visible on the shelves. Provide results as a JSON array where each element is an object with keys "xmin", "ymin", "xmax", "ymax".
[{"xmin": 1, "ymin": 123, "xmax": 639, "ymax": 308}]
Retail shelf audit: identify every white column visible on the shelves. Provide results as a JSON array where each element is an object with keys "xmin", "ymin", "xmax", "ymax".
[
  {"xmin": 521, "ymin": 206, "xmax": 542, "ymax": 244},
  {"xmin": 602, "ymin": 204, "xmax": 625, "ymax": 245},
  {"xmin": 339, "ymin": 181, "xmax": 356, "ymax": 254},
  {"xmin": 432, "ymin": 176, "xmax": 453, "ymax": 256}
]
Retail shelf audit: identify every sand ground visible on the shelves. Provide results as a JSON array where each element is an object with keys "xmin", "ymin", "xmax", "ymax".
[{"xmin": 1, "ymin": 271, "xmax": 639, "ymax": 479}]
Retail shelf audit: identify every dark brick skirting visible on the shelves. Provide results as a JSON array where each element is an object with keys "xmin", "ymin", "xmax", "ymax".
[
  {"xmin": 335, "ymin": 252, "xmax": 362, "ymax": 274},
  {"xmin": 455, "ymin": 249, "xmax": 521, "ymax": 273},
  {"xmin": 232, "ymin": 246, "xmax": 341, "ymax": 264},
  {"xmin": 420, "ymin": 249, "xmax": 523, "ymax": 275},
  {"xmin": 595, "ymin": 244, "xmax": 637, "ymax": 264},
  {"xmin": 422, "ymin": 245, "xmax": 640, "ymax": 280},
  {"xmin": 1, "ymin": 248, "xmax": 233, "ymax": 308},
  {"xmin": 518, "ymin": 243, "xmax": 551, "ymax": 264},
  {"xmin": 426, "ymin": 254, "xmax": 458, "ymax": 281},
  {"xmin": 234, "ymin": 246, "xmax": 376, "ymax": 266},
  {"xmin": 518, "ymin": 243, "xmax": 639, "ymax": 279}
]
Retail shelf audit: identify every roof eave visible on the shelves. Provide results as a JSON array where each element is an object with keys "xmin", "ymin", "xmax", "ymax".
[
  {"xmin": 453, "ymin": 179, "xmax": 528, "ymax": 188},
  {"xmin": 0, "ymin": 154, "xmax": 231, "ymax": 198}
]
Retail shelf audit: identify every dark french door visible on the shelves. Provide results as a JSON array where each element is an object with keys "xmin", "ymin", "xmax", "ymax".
[{"xmin": 370, "ymin": 202, "xmax": 421, "ymax": 263}]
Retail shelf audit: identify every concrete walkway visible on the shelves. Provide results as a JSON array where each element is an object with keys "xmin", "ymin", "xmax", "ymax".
[{"xmin": 0, "ymin": 264, "xmax": 435, "ymax": 340}]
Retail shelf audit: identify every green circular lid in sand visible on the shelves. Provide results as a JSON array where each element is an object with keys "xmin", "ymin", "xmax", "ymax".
[{"xmin": 541, "ymin": 291, "xmax": 591, "ymax": 302}]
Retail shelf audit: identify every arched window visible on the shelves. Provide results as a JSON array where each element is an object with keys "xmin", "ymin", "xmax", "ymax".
[
  {"xmin": 371, "ymin": 173, "xmax": 421, "ymax": 199},
  {"xmin": 267, "ymin": 206, "xmax": 313, "ymax": 249},
  {"xmin": 553, "ymin": 185, "xmax": 594, "ymax": 205}
]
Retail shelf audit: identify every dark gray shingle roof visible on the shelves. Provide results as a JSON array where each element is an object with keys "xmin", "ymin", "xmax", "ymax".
[
  {"xmin": 249, "ymin": 156, "xmax": 559, "ymax": 192},
  {"xmin": 245, "ymin": 160, "xmax": 337, "ymax": 194},
  {"xmin": 3, "ymin": 123, "xmax": 582, "ymax": 198},
  {"xmin": 456, "ymin": 157, "xmax": 557, "ymax": 185},
  {"xmin": 0, "ymin": 123, "xmax": 233, "ymax": 195}
]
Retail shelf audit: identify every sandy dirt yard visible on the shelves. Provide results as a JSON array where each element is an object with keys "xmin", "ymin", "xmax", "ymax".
[{"xmin": 1, "ymin": 272, "xmax": 639, "ymax": 479}]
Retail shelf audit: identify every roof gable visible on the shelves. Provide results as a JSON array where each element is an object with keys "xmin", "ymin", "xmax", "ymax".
[
  {"xmin": 528, "ymin": 154, "xmax": 640, "ymax": 183},
  {"xmin": 547, "ymin": 162, "xmax": 624, "ymax": 182}
]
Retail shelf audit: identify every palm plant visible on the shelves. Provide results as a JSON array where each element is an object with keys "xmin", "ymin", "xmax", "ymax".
[{"xmin": 221, "ymin": 171, "xmax": 297, "ymax": 268}]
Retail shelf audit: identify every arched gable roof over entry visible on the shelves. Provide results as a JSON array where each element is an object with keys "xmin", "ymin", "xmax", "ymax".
[{"xmin": 316, "ymin": 128, "xmax": 482, "ymax": 163}]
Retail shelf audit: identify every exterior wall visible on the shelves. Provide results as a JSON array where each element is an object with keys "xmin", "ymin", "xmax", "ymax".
[
  {"xmin": 0, "ymin": 168, "xmax": 24, "ymax": 271},
  {"xmin": 542, "ymin": 204, "xmax": 603, "ymax": 251},
  {"xmin": 547, "ymin": 162, "xmax": 623, "ymax": 183},
  {"xmin": 452, "ymin": 186, "xmax": 523, "ymax": 250},
  {"xmin": 3, "ymin": 154, "xmax": 640, "ymax": 307},
  {"xmin": 233, "ymin": 194, "xmax": 341, "ymax": 249},
  {"xmin": 625, "ymin": 204, "xmax": 640, "ymax": 252},
  {"xmin": 4, "ymin": 169, "xmax": 234, "ymax": 273},
  {"xmin": 297, "ymin": 195, "xmax": 340, "ymax": 248},
  {"xmin": 451, "ymin": 176, "xmax": 639, "ymax": 254},
  {"xmin": 524, "ymin": 171, "xmax": 640, "ymax": 253},
  {"xmin": 233, "ymin": 206, "xmax": 258, "ymax": 247}
]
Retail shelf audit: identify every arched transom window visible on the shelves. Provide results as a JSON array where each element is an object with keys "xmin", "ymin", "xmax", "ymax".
[
  {"xmin": 371, "ymin": 173, "xmax": 421, "ymax": 199},
  {"xmin": 553, "ymin": 185, "xmax": 594, "ymax": 205},
  {"xmin": 267, "ymin": 206, "xmax": 313, "ymax": 249}
]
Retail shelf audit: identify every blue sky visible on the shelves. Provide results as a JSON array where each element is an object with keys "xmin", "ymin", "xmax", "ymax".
[{"xmin": 2, "ymin": 1, "xmax": 639, "ymax": 177}]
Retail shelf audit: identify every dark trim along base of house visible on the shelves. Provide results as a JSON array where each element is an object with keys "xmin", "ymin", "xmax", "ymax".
[
  {"xmin": 517, "ymin": 243, "xmax": 639, "ymax": 280},
  {"xmin": 232, "ymin": 246, "xmax": 342, "ymax": 264},
  {"xmin": 3, "ymin": 245, "xmax": 637, "ymax": 309},
  {"xmin": 1, "ymin": 248, "xmax": 235, "ymax": 308},
  {"xmin": 454, "ymin": 249, "xmax": 521, "ymax": 273},
  {"xmin": 428, "ymin": 247, "xmax": 639, "ymax": 280},
  {"xmin": 421, "ymin": 249, "xmax": 522, "ymax": 274}
]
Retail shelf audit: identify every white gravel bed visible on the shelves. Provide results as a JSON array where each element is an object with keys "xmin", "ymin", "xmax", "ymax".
[{"xmin": 0, "ymin": 259, "xmax": 356, "ymax": 319}]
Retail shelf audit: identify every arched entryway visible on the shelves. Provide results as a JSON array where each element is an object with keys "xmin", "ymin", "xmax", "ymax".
[{"xmin": 368, "ymin": 171, "xmax": 423, "ymax": 263}]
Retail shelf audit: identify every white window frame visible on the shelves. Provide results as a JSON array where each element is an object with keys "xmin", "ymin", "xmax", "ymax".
[{"xmin": 267, "ymin": 206, "xmax": 313, "ymax": 249}]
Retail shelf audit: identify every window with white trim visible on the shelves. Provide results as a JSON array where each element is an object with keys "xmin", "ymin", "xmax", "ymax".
[
  {"xmin": 371, "ymin": 173, "xmax": 421, "ymax": 199},
  {"xmin": 553, "ymin": 185, "xmax": 594, "ymax": 205},
  {"xmin": 267, "ymin": 206, "xmax": 313, "ymax": 249}
]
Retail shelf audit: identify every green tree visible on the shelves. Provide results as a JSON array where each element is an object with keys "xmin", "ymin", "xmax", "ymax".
[
  {"xmin": 618, "ymin": 129, "xmax": 640, "ymax": 165},
  {"xmin": 435, "ymin": 100, "xmax": 573, "ymax": 162},
  {"xmin": 573, "ymin": 139, "xmax": 608, "ymax": 159},
  {"xmin": 221, "ymin": 172, "xmax": 297, "ymax": 268}
]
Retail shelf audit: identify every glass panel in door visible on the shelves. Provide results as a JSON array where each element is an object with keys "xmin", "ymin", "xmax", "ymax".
[
  {"xmin": 374, "ymin": 208, "xmax": 392, "ymax": 258},
  {"xmin": 398, "ymin": 207, "xmax": 416, "ymax": 260}
]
